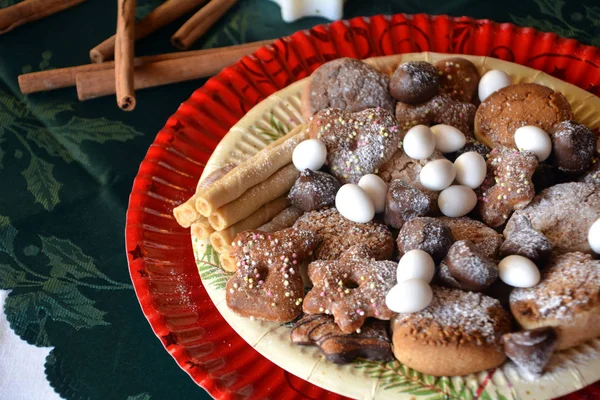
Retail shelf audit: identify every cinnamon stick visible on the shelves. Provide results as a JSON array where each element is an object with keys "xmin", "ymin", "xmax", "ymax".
[
  {"xmin": 115, "ymin": 0, "xmax": 136, "ymax": 111},
  {"xmin": 171, "ymin": 0, "xmax": 237, "ymax": 50},
  {"xmin": 90, "ymin": 0, "xmax": 207, "ymax": 63},
  {"xmin": 19, "ymin": 39, "xmax": 273, "ymax": 95},
  {"xmin": 0, "ymin": 0, "xmax": 86, "ymax": 34},
  {"xmin": 75, "ymin": 40, "xmax": 271, "ymax": 101}
]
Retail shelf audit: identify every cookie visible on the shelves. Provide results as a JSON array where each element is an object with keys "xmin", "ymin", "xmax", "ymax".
[
  {"xmin": 288, "ymin": 169, "xmax": 340, "ymax": 211},
  {"xmin": 290, "ymin": 314, "xmax": 394, "ymax": 364},
  {"xmin": 303, "ymin": 245, "xmax": 397, "ymax": 333},
  {"xmin": 578, "ymin": 154, "xmax": 600, "ymax": 186},
  {"xmin": 437, "ymin": 216, "xmax": 503, "ymax": 259},
  {"xmin": 503, "ymin": 327, "xmax": 558, "ymax": 379},
  {"xmin": 389, "ymin": 61, "xmax": 440, "ymax": 104},
  {"xmin": 302, "ymin": 58, "xmax": 395, "ymax": 119},
  {"xmin": 499, "ymin": 215, "xmax": 552, "ymax": 265},
  {"xmin": 510, "ymin": 252, "xmax": 600, "ymax": 350},
  {"xmin": 395, "ymin": 94, "xmax": 476, "ymax": 136},
  {"xmin": 434, "ymin": 57, "xmax": 480, "ymax": 103},
  {"xmin": 225, "ymin": 228, "xmax": 320, "ymax": 322},
  {"xmin": 438, "ymin": 240, "xmax": 499, "ymax": 292},
  {"xmin": 446, "ymin": 137, "xmax": 490, "ymax": 162},
  {"xmin": 392, "ymin": 286, "xmax": 511, "ymax": 376},
  {"xmin": 308, "ymin": 107, "xmax": 401, "ymax": 184},
  {"xmin": 475, "ymin": 83, "xmax": 573, "ymax": 149},
  {"xmin": 478, "ymin": 147, "xmax": 538, "ymax": 227},
  {"xmin": 293, "ymin": 208, "xmax": 394, "ymax": 261},
  {"xmin": 550, "ymin": 121, "xmax": 596, "ymax": 173},
  {"xmin": 532, "ymin": 163, "xmax": 559, "ymax": 193},
  {"xmin": 504, "ymin": 182, "xmax": 600, "ymax": 254},
  {"xmin": 384, "ymin": 180, "xmax": 433, "ymax": 229},
  {"xmin": 396, "ymin": 217, "xmax": 454, "ymax": 263}
]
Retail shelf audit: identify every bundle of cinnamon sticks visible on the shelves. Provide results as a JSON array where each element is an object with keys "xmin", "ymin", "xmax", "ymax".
[{"xmin": 11, "ymin": 0, "xmax": 273, "ymax": 111}]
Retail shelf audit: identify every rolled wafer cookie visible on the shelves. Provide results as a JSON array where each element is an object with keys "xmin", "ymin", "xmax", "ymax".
[
  {"xmin": 257, "ymin": 206, "xmax": 304, "ymax": 232},
  {"xmin": 209, "ymin": 196, "xmax": 290, "ymax": 254},
  {"xmin": 219, "ymin": 253, "xmax": 238, "ymax": 273},
  {"xmin": 195, "ymin": 124, "xmax": 308, "ymax": 217},
  {"xmin": 208, "ymin": 164, "xmax": 299, "ymax": 230},
  {"xmin": 173, "ymin": 163, "xmax": 237, "ymax": 228},
  {"xmin": 191, "ymin": 217, "xmax": 214, "ymax": 239}
]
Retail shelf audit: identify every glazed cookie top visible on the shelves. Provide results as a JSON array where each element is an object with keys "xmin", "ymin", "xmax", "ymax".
[
  {"xmin": 393, "ymin": 286, "xmax": 511, "ymax": 347},
  {"xmin": 504, "ymin": 182, "xmax": 600, "ymax": 254},
  {"xmin": 293, "ymin": 208, "xmax": 394, "ymax": 261},
  {"xmin": 305, "ymin": 58, "xmax": 395, "ymax": 117},
  {"xmin": 437, "ymin": 216, "xmax": 504, "ymax": 260},
  {"xmin": 475, "ymin": 83, "xmax": 573, "ymax": 149},
  {"xmin": 510, "ymin": 252, "xmax": 600, "ymax": 321}
]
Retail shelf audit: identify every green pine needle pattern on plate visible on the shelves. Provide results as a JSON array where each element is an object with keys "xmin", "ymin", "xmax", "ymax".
[
  {"xmin": 196, "ymin": 241, "xmax": 231, "ymax": 291},
  {"xmin": 255, "ymin": 112, "xmax": 290, "ymax": 142}
]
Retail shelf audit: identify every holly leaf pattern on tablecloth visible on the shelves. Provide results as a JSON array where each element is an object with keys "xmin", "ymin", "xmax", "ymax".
[
  {"xmin": 0, "ymin": 0, "xmax": 19, "ymax": 8},
  {"xmin": 21, "ymin": 153, "xmax": 62, "ymax": 211},
  {"xmin": 136, "ymin": 0, "xmax": 164, "ymax": 19},
  {"xmin": 128, "ymin": 393, "xmax": 152, "ymax": 400}
]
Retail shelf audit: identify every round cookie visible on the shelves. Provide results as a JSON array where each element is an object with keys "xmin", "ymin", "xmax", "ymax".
[
  {"xmin": 392, "ymin": 286, "xmax": 511, "ymax": 376},
  {"xmin": 434, "ymin": 57, "xmax": 480, "ymax": 103},
  {"xmin": 302, "ymin": 58, "xmax": 395, "ymax": 120},
  {"xmin": 578, "ymin": 153, "xmax": 600, "ymax": 186},
  {"xmin": 437, "ymin": 216, "xmax": 503, "ymax": 259},
  {"xmin": 510, "ymin": 252, "xmax": 600, "ymax": 350},
  {"xmin": 390, "ymin": 61, "xmax": 440, "ymax": 104},
  {"xmin": 396, "ymin": 217, "xmax": 454, "ymax": 263},
  {"xmin": 475, "ymin": 83, "xmax": 573, "ymax": 149},
  {"xmin": 293, "ymin": 208, "xmax": 394, "ymax": 261},
  {"xmin": 504, "ymin": 182, "xmax": 600, "ymax": 255},
  {"xmin": 289, "ymin": 169, "xmax": 340, "ymax": 211},
  {"xmin": 550, "ymin": 120, "xmax": 596, "ymax": 174}
]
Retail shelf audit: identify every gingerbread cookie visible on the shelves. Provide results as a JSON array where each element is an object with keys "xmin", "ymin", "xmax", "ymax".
[
  {"xmin": 293, "ymin": 208, "xmax": 394, "ymax": 261},
  {"xmin": 396, "ymin": 217, "xmax": 454, "ymax": 263},
  {"xmin": 308, "ymin": 108, "xmax": 401, "ymax": 184},
  {"xmin": 437, "ymin": 216, "xmax": 503, "ymax": 259},
  {"xmin": 475, "ymin": 83, "xmax": 573, "ymax": 149},
  {"xmin": 504, "ymin": 182, "xmax": 600, "ymax": 254},
  {"xmin": 392, "ymin": 286, "xmax": 511, "ymax": 376},
  {"xmin": 395, "ymin": 94, "xmax": 476, "ymax": 136},
  {"xmin": 438, "ymin": 240, "xmax": 499, "ymax": 292},
  {"xmin": 434, "ymin": 57, "xmax": 480, "ymax": 103},
  {"xmin": 478, "ymin": 147, "xmax": 538, "ymax": 227},
  {"xmin": 389, "ymin": 61, "xmax": 440, "ymax": 104},
  {"xmin": 499, "ymin": 215, "xmax": 552, "ymax": 265},
  {"xmin": 302, "ymin": 58, "xmax": 395, "ymax": 119},
  {"xmin": 290, "ymin": 314, "xmax": 394, "ymax": 364},
  {"xmin": 303, "ymin": 245, "xmax": 397, "ymax": 333},
  {"xmin": 510, "ymin": 252, "xmax": 600, "ymax": 350},
  {"xmin": 550, "ymin": 121, "xmax": 596, "ymax": 174},
  {"xmin": 225, "ymin": 228, "xmax": 320, "ymax": 322},
  {"xmin": 288, "ymin": 169, "xmax": 340, "ymax": 211},
  {"xmin": 503, "ymin": 327, "xmax": 558, "ymax": 379},
  {"xmin": 384, "ymin": 180, "xmax": 433, "ymax": 229}
]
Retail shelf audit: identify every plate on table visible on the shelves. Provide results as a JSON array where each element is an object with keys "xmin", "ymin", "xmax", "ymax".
[{"xmin": 125, "ymin": 13, "xmax": 600, "ymax": 400}]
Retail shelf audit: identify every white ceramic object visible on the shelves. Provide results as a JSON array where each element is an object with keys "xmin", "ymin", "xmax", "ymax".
[
  {"xmin": 268, "ymin": 0, "xmax": 344, "ymax": 22},
  {"xmin": 403, "ymin": 125, "xmax": 435, "ymax": 160},
  {"xmin": 430, "ymin": 124, "xmax": 466, "ymax": 153},
  {"xmin": 498, "ymin": 255, "xmax": 541, "ymax": 288},
  {"xmin": 397, "ymin": 250, "xmax": 435, "ymax": 283},
  {"xmin": 292, "ymin": 138, "xmax": 327, "ymax": 171},
  {"xmin": 479, "ymin": 69, "xmax": 512, "ymax": 101},
  {"xmin": 454, "ymin": 151, "xmax": 487, "ymax": 189},
  {"xmin": 335, "ymin": 184, "xmax": 375, "ymax": 223},
  {"xmin": 358, "ymin": 174, "xmax": 387, "ymax": 213}
]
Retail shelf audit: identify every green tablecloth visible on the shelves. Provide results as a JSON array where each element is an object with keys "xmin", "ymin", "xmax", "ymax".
[{"xmin": 0, "ymin": 0, "xmax": 598, "ymax": 399}]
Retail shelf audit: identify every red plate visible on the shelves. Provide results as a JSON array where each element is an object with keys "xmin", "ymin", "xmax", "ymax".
[{"xmin": 125, "ymin": 13, "xmax": 600, "ymax": 400}]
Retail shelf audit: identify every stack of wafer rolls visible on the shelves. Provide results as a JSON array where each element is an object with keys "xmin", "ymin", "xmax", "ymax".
[{"xmin": 173, "ymin": 124, "xmax": 309, "ymax": 272}]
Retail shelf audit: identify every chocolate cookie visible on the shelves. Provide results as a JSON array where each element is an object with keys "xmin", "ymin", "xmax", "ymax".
[
  {"xmin": 503, "ymin": 327, "xmax": 558, "ymax": 379},
  {"xmin": 499, "ymin": 215, "xmax": 552, "ymax": 265},
  {"xmin": 475, "ymin": 83, "xmax": 573, "ymax": 149},
  {"xmin": 392, "ymin": 286, "xmax": 512, "ymax": 376},
  {"xmin": 396, "ymin": 93, "xmax": 476, "ymax": 136},
  {"xmin": 302, "ymin": 58, "xmax": 395, "ymax": 119},
  {"xmin": 293, "ymin": 208, "xmax": 394, "ymax": 261},
  {"xmin": 510, "ymin": 252, "xmax": 600, "ymax": 350},
  {"xmin": 384, "ymin": 180, "xmax": 433, "ymax": 229},
  {"xmin": 437, "ymin": 216, "xmax": 503, "ymax": 259},
  {"xmin": 435, "ymin": 57, "xmax": 480, "ymax": 103},
  {"xmin": 290, "ymin": 314, "xmax": 394, "ymax": 364},
  {"xmin": 390, "ymin": 61, "xmax": 440, "ymax": 104},
  {"xmin": 289, "ymin": 169, "xmax": 340, "ymax": 211},
  {"xmin": 396, "ymin": 217, "xmax": 454, "ymax": 263},
  {"xmin": 478, "ymin": 146, "xmax": 538, "ymax": 227},
  {"xmin": 308, "ymin": 107, "xmax": 401, "ymax": 184},
  {"xmin": 438, "ymin": 240, "xmax": 499, "ymax": 291},
  {"xmin": 225, "ymin": 228, "xmax": 320, "ymax": 322},
  {"xmin": 550, "ymin": 120, "xmax": 596, "ymax": 174},
  {"xmin": 303, "ymin": 245, "xmax": 397, "ymax": 333},
  {"xmin": 504, "ymin": 182, "xmax": 600, "ymax": 254}
]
